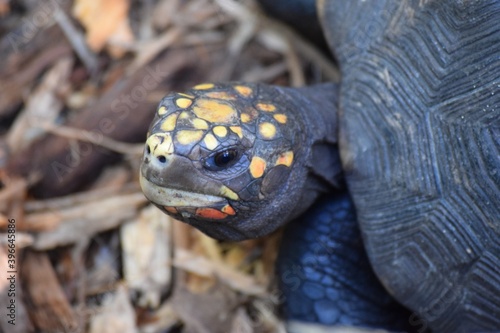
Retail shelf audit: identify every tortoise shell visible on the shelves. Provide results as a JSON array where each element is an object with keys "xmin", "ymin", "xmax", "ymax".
[{"xmin": 320, "ymin": 0, "xmax": 500, "ymax": 331}]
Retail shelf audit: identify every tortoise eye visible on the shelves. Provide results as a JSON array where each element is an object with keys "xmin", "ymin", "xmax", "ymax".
[
  {"xmin": 205, "ymin": 148, "xmax": 240, "ymax": 171},
  {"xmin": 214, "ymin": 149, "xmax": 238, "ymax": 167}
]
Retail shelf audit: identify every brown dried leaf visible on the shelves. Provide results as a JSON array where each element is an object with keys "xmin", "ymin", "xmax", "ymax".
[
  {"xmin": 22, "ymin": 251, "xmax": 77, "ymax": 332},
  {"xmin": 72, "ymin": 0, "xmax": 134, "ymax": 57}
]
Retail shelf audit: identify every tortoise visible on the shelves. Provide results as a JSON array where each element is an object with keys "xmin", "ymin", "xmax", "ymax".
[{"xmin": 139, "ymin": 0, "xmax": 500, "ymax": 332}]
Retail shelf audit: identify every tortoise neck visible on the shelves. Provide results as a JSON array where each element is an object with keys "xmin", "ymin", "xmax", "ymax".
[
  {"xmin": 281, "ymin": 82, "xmax": 339, "ymax": 145},
  {"xmin": 277, "ymin": 82, "xmax": 344, "ymax": 220}
]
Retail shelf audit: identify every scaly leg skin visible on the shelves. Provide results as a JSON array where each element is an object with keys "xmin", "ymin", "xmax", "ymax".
[{"xmin": 277, "ymin": 192, "xmax": 417, "ymax": 332}]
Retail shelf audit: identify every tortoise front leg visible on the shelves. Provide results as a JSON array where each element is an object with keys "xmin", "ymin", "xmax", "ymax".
[{"xmin": 277, "ymin": 192, "xmax": 416, "ymax": 332}]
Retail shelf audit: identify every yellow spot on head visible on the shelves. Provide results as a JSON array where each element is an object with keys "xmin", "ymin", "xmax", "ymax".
[
  {"xmin": 160, "ymin": 113, "xmax": 179, "ymax": 131},
  {"xmin": 179, "ymin": 111, "xmax": 191, "ymax": 119},
  {"xmin": 241, "ymin": 113, "xmax": 251, "ymax": 123},
  {"xmin": 221, "ymin": 204, "xmax": 236, "ymax": 215},
  {"xmin": 205, "ymin": 91, "xmax": 236, "ymax": 100},
  {"xmin": 273, "ymin": 114, "xmax": 287, "ymax": 124},
  {"xmin": 220, "ymin": 186, "xmax": 239, "ymax": 200},
  {"xmin": 192, "ymin": 118, "xmax": 209, "ymax": 130},
  {"xmin": 259, "ymin": 122, "xmax": 277, "ymax": 140},
  {"xmin": 234, "ymin": 85, "xmax": 252, "ymax": 97},
  {"xmin": 193, "ymin": 99, "xmax": 237, "ymax": 124},
  {"xmin": 176, "ymin": 130, "xmax": 204, "ymax": 145},
  {"xmin": 193, "ymin": 83, "xmax": 215, "ymax": 90},
  {"xmin": 230, "ymin": 126, "xmax": 243, "ymax": 138},
  {"xmin": 195, "ymin": 207, "xmax": 227, "ymax": 219},
  {"xmin": 213, "ymin": 126, "xmax": 228, "ymax": 138},
  {"xmin": 256, "ymin": 103, "xmax": 276, "ymax": 112},
  {"xmin": 276, "ymin": 151, "xmax": 294, "ymax": 167},
  {"xmin": 176, "ymin": 98, "xmax": 193, "ymax": 108},
  {"xmin": 203, "ymin": 133, "xmax": 219, "ymax": 150},
  {"xmin": 147, "ymin": 133, "xmax": 174, "ymax": 155},
  {"xmin": 178, "ymin": 93, "xmax": 195, "ymax": 98},
  {"xmin": 249, "ymin": 156, "xmax": 267, "ymax": 178},
  {"xmin": 158, "ymin": 106, "xmax": 167, "ymax": 116}
]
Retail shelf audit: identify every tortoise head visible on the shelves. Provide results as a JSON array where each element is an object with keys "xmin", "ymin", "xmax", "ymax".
[{"xmin": 140, "ymin": 82, "xmax": 339, "ymax": 240}]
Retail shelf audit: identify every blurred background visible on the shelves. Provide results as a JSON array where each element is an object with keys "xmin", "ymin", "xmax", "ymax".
[{"xmin": 0, "ymin": 0, "xmax": 337, "ymax": 332}]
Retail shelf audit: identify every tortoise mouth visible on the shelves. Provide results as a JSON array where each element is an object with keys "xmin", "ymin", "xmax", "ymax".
[
  {"xmin": 139, "ymin": 175, "xmax": 227, "ymax": 208},
  {"xmin": 140, "ymin": 175, "xmax": 238, "ymax": 221}
]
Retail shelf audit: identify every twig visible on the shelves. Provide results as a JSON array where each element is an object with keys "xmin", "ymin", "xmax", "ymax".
[
  {"xmin": 53, "ymin": 5, "xmax": 99, "ymax": 77},
  {"xmin": 40, "ymin": 123, "xmax": 144, "ymax": 156}
]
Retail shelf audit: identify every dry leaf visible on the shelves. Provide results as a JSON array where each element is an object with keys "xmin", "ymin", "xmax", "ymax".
[{"xmin": 73, "ymin": 0, "xmax": 134, "ymax": 58}]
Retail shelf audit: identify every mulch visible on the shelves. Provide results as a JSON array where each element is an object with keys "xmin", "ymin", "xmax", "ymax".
[{"xmin": 0, "ymin": 1, "xmax": 337, "ymax": 332}]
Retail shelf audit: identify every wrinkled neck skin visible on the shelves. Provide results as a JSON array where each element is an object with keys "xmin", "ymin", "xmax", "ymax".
[{"xmin": 278, "ymin": 83, "xmax": 342, "ymax": 220}]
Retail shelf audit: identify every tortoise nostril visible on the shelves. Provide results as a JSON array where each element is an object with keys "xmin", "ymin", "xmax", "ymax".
[
  {"xmin": 158, "ymin": 156, "xmax": 166, "ymax": 163},
  {"xmin": 146, "ymin": 145, "xmax": 151, "ymax": 155}
]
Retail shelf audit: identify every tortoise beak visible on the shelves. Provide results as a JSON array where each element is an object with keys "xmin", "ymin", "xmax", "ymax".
[
  {"xmin": 139, "ymin": 154, "xmax": 239, "ymax": 221},
  {"xmin": 139, "ymin": 175, "xmax": 226, "ymax": 208}
]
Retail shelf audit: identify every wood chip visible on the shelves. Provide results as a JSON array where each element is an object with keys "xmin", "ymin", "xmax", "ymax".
[
  {"xmin": 121, "ymin": 205, "xmax": 172, "ymax": 308},
  {"xmin": 30, "ymin": 192, "xmax": 147, "ymax": 249},
  {"xmin": 89, "ymin": 284, "xmax": 137, "ymax": 333},
  {"xmin": 174, "ymin": 248, "xmax": 266, "ymax": 296},
  {"xmin": 21, "ymin": 250, "xmax": 77, "ymax": 332},
  {"xmin": 6, "ymin": 57, "xmax": 73, "ymax": 151}
]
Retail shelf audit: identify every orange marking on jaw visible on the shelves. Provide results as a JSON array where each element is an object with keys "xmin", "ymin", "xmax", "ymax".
[
  {"xmin": 221, "ymin": 204, "xmax": 236, "ymax": 215},
  {"xmin": 193, "ymin": 99, "xmax": 237, "ymax": 123},
  {"xmin": 164, "ymin": 206, "xmax": 178, "ymax": 214},
  {"xmin": 273, "ymin": 114, "xmax": 287, "ymax": 124},
  {"xmin": 249, "ymin": 156, "xmax": 266, "ymax": 178},
  {"xmin": 256, "ymin": 103, "xmax": 276, "ymax": 112},
  {"xmin": 176, "ymin": 98, "xmax": 193, "ymax": 108},
  {"xmin": 234, "ymin": 85, "xmax": 253, "ymax": 97},
  {"xmin": 193, "ymin": 83, "xmax": 215, "ymax": 90},
  {"xmin": 196, "ymin": 208, "xmax": 228, "ymax": 219},
  {"xmin": 276, "ymin": 151, "xmax": 294, "ymax": 167}
]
